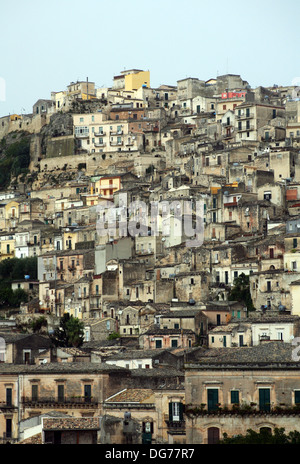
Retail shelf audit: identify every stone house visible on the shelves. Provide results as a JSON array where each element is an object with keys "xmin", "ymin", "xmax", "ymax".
[
  {"xmin": 84, "ymin": 317, "xmax": 119, "ymax": 342},
  {"xmin": 249, "ymin": 268, "xmax": 294, "ymax": 312},
  {"xmin": 140, "ymin": 327, "xmax": 196, "ymax": 350},
  {"xmin": 0, "ymin": 333, "xmax": 52, "ymax": 364},
  {"xmin": 249, "ymin": 314, "xmax": 300, "ymax": 345},
  {"xmin": 158, "ymin": 310, "xmax": 208, "ymax": 344},
  {"xmin": 202, "ymin": 301, "xmax": 247, "ymax": 328},
  {"xmin": 185, "ymin": 342, "xmax": 300, "ymax": 444},
  {"xmin": 208, "ymin": 321, "xmax": 252, "ymax": 348}
]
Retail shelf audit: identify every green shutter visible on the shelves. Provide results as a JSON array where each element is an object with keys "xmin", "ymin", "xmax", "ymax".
[
  {"xmin": 259, "ymin": 388, "xmax": 270, "ymax": 412},
  {"xmin": 231, "ymin": 390, "xmax": 239, "ymax": 404},
  {"xmin": 169, "ymin": 402, "xmax": 173, "ymax": 421},
  {"xmin": 207, "ymin": 389, "xmax": 219, "ymax": 411}
]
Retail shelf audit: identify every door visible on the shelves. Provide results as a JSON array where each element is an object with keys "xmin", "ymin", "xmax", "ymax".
[
  {"xmin": 207, "ymin": 389, "xmax": 219, "ymax": 411},
  {"xmin": 58, "ymin": 384, "xmax": 65, "ymax": 403},
  {"xmin": 6, "ymin": 419, "xmax": 12, "ymax": 439},
  {"xmin": 24, "ymin": 351, "xmax": 30, "ymax": 364},
  {"xmin": 84, "ymin": 384, "xmax": 92, "ymax": 403},
  {"xmin": 6, "ymin": 388, "xmax": 12, "ymax": 406},
  {"xmin": 207, "ymin": 427, "xmax": 220, "ymax": 444},
  {"xmin": 225, "ymin": 271, "xmax": 228, "ymax": 285},
  {"xmin": 239, "ymin": 334, "xmax": 244, "ymax": 347}
]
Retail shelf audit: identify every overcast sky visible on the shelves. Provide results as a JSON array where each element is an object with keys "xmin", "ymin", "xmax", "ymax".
[{"xmin": 1, "ymin": 0, "xmax": 300, "ymax": 117}]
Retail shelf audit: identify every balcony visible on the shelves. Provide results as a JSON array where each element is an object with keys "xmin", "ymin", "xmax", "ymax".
[
  {"xmin": 0, "ymin": 401, "xmax": 17, "ymax": 410},
  {"xmin": 164, "ymin": 414, "xmax": 186, "ymax": 433},
  {"xmin": 22, "ymin": 396, "xmax": 98, "ymax": 408},
  {"xmin": 94, "ymin": 131, "xmax": 106, "ymax": 137},
  {"xmin": 236, "ymin": 112, "xmax": 254, "ymax": 120},
  {"xmin": 75, "ymin": 133, "xmax": 89, "ymax": 139},
  {"xmin": 94, "ymin": 141, "xmax": 106, "ymax": 147},
  {"xmin": 237, "ymin": 124, "xmax": 254, "ymax": 132},
  {"xmin": 110, "ymin": 141, "xmax": 123, "ymax": 146},
  {"xmin": 0, "ymin": 434, "xmax": 18, "ymax": 444},
  {"xmin": 110, "ymin": 130, "xmax": 123, "ymax": 136}
]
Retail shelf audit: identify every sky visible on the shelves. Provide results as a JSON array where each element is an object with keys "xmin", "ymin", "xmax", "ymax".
[{"xmin": 0, "ymin": 0, "xmax": 300, "ymax": 117}]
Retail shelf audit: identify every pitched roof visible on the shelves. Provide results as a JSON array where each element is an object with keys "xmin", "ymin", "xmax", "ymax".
[{"xmin": 105, "ymin": 388, "xmax": 154, "ymax": 403}]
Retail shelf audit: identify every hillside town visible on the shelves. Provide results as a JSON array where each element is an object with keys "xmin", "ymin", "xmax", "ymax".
[{"xmin": 1, "ymin": 68, "xmax": 300, "ymax": 444}]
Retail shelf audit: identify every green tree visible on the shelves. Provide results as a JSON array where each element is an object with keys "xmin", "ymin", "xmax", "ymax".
[
  {"xmin": 0, "ymin": 257, "xmax": 37, "ymax": 281},
  {"xmin": 31, "ymin": 316, "xmax": 48, "ymax": 333},
  {"xmin": 228, "ymin": 272, "xmax": 255, "ymax": 311},
  {"xmin": 108, "ymin": 332, "xmax": 120, "ymax": 340},
  {"xmin": 51, "ymin": 313, "xmax": 84, "ymax": 348},
  {"xmin": 0, "ymin": 285, "xmax": 28, "ymax": 308},
  {"xmin": 220, "ymin": 427, "xmax": 300, "ymax": 444},
  {"xmin": 0, "ymin": 134, "xmax": 31, "ymax": 188}
]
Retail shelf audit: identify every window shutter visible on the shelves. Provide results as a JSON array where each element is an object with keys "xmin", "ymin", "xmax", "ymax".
[
  {"xmin": 179, "ymin": 402, "xmax": 184, "ymax": 421},
  {"xmin": 169, "ymin": 402, "xmax": 173, "ymax": 421}
]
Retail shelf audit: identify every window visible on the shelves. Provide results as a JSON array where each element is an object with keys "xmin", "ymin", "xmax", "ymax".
[
  {"xmin": 259, "ymin": 388, "xmax": 270, "ymax": 412},
  {"xmin": 32, "ymin": 384, "xmax": 38, "ymax": 401},
  {"xmin": 171, "ymin": 339, "xmax": 178, "ymax": 348},
  {"xmin": 155, "ymin": 339, "xmax": 162, "ymax": 349},
  {"xmin": 169, "ymin": 402, "xmax": 184, "ymax": 422},
  {"xmin": 6, "ymin": 388, "xmax": 12, "ymax": 406},
  {"xmin": 231, "ymin": 390, "xmax": 239, "ymax": 405},
  {"xmin": 207, "ymin": 388, "xmax": 219, "ymax": 411},
  {"xmin": 295, "ymin": 390, "xmax": 300, "ymax": 404},
  {"xmin": 57, "ymin": 384, "xmax": 64, "ymax": 403},
  {"xmin": 84, "ymin": 384, "xmax": 92, "ymax": 403}
]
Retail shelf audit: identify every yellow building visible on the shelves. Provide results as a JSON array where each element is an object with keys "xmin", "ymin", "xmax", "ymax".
[
  {"xmin": 0, "ymin": 233, "xmax": 15, "ymax": 261},
  {"xmin": 123, "ymin": 69, "xmax": 150, "ymax": 91},
  {"xmin": 90, "ymin": 175, "xmax": 121, "ymax": 200}
]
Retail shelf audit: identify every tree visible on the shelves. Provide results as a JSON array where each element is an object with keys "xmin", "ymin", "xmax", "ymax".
[
  {"xmin": 51, "ymin": 313, "xmax": 84, "ymax": 348},
  {"xmin": 228, "ymin": 272, "xmax": 255, "ymax": 311},
  {"xmin": 31, "ymin": 316, "xmax": 48, "ymax": 333},
  {"xmin": 0, "ymin": 285, "xmax": 28, "ymax": 308},
  {"xmin": 108, "ymin": 332, "xmax": 120, "ymax": 341},
  {"xmin": 0, "ymin": 257, "xmax": 37, "ymax": 281},
  {"xmin": 220, "ymin": 427, "xmax": 300, "ymax": 444}
]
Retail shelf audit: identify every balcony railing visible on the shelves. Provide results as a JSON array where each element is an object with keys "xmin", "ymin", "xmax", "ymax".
[
  {"xmin": 0, "ymin": 434, "xmax": 18, "ymax": 444},
  {"xmin": 0, "ymin": 401, "xmax": 17, "ymax": 409},
  {"xmin": 110, "ymin": 141, "xmax": 123, "ymax": 146},
  {"xmin": 237, "ymin": 124, "xmax": 254, "ymax": 132},
  {"xmin": 236, "ymin": 113, "xmax": 254, "ymax": 120},
  {"xmin": 22, "ymin": 396, "xmax": 98, "ymax": 407}
]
